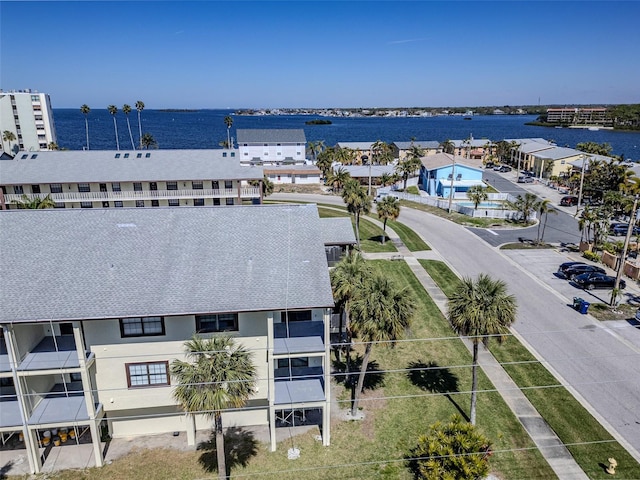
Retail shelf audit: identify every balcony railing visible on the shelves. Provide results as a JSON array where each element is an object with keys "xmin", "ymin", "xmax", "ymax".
[
  {"xmin": 273, "ymin": 321, "xmax": 324, "ymax": 355},
  {"xmin": 3, "ymin": 188, "xmax": 262, "ymax": 204}
]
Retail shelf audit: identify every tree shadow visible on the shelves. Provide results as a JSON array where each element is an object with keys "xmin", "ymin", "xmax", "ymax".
[
  {"xmin": 332, "ymin": 355, "xmax": 385, "ymax": 392},
  {"xmin": 0, "ymin": 460, "xmax": 14, "ymax": 480},
  {"xmin": 197, "ymin": 426, "xmax": 258, "ymax": 476},
  {"xmin": 407, "ymin": 360, "xmax": 469, "ymax": 422}
]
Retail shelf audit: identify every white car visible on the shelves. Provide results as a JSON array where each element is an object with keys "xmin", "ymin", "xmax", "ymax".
[{"xmin": 374, "ymin": 192, "xmax": 396, "ymax": 203}]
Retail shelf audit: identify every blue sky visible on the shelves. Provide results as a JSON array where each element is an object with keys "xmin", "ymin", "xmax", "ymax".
[{"xmin": 1, "ymin": 1, "xmax": 639, "ymax": 109}]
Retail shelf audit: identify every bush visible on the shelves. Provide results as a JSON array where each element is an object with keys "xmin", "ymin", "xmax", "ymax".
[
  {"xmin": 406, "ymin": 186, "xmax": 419, "ymax": 195},
  {"xmin": 582, "ymin": 250, "xmax": 601, "ymax": 262}
]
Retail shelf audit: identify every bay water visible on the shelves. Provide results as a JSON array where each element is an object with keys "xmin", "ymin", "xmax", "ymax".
[{"xmin": 53, "ymin": 109, "xmax": 640, "ymax": 160}]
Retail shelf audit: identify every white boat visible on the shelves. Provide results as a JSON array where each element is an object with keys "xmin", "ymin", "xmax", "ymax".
[{"xmin": 588, "ymin": 126, "xmax": 600, "ymax": 131}]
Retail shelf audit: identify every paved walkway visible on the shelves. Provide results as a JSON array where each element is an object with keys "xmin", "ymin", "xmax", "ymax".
[{"xmin": 361, "ymin": 215, "xmax": 589, "ymax": 480}]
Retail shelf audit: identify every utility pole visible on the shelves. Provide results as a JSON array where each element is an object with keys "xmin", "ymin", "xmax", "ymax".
[
  {"xmin": 576, "ymin": 154, "xmax": 588, "ymax": 216},
  {"xmin": 447, "ymin": 154, "xmax": 456, "ymax": 214},
  {"xmin": 611, "ymin": 195, "xmax": 639, "ymax": 306}
]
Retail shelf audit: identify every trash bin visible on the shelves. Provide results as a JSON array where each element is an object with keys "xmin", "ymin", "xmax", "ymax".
[
  {"xmin": 579, "ymin": 301, "xmax": 590, "ymax": 314},
  {"xmin": 573, "ymin": 297, "xmax": 583, "ymax": 310}
]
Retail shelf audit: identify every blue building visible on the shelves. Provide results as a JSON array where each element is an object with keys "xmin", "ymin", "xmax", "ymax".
[{"xmin": 419, "ymin": 153, "xmax": 485, "ymax": 198}]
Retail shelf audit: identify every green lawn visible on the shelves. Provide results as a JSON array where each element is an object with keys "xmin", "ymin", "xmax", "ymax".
[
  {"xmin": 386, "ymin": 219, "xmax": 430, "ymax": 251},
  {"xmin": 418, "ymin": 259, "xmax": 640, "ymax": 479},
  {"xmin": 317, "ymin": 206, "xmax": 396, "ymax": 253}
]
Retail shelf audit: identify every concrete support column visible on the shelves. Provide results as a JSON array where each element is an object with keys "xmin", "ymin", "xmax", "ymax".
[
  {"xmin": 266, "ymin": 312, "xmax": 276, "ymax": 451},
  {"xmin": 186, "ymin": 415, "xmax": 196, "ymax": 446},
  {"xmin": 2, "ymin": 325, "xmax": 39, "ymax": 473},
  {"xmin": 323, "ymin": 308, "xmax": 331, "ymax": 446},
  {"xmin": 89, "ymin": 419, "xmax": 103, "ymax": 467}
]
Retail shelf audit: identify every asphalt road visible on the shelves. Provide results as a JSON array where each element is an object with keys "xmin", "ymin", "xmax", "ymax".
[{"xmin": 272, "ymin": 191, "xmax": 640, "ymax": 461}]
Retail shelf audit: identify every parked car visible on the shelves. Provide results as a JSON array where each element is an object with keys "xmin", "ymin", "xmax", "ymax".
[
  {"xmin": 610, "ymin": 223, "xmax": 640, "ymax": 236},
  {"xmin": 498, "ymin": 165, "xmax": 512, "ymax": 172},
  {"xmin": 635, "ymin": 308, "xmax": 640, "ymax": 322},
  {"xmin": 574, "ymin": 272, "xmax": 625, "ymax": 290},
  {"xmin": 521, "ymin": 170, "xmax": 534, "ymax": 177},
  {"xmin": 560, "ymin": 195, "xmax": 579, "ymax": 206},
  {"xmin": 564, "ymin": 264, "xmax": 606, "ymax": 280},
  {"xmin": 492, "ymin": 165, "xmax": 503, "ymax": 171},
  {"xmin": 517, "ymin": 176, "xmax": 534, "ymax": 183},
  {"xmin": 485, "ymin": 162, "xmax": 496, "ymax": 169},
  {"xmin": 374, "ymin": 192, "xmax": 397, "ymax": 203},
  {"xmin": 558, "ymin": 262, "xmax": 587, "ymax": 275}
]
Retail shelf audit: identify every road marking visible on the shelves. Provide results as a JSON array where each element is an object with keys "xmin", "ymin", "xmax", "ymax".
[{"xmin": 486, "ymin": 229, "xmax": 498, "ymax": 236}]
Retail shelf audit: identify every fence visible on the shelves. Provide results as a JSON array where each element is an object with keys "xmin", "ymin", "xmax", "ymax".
[{"xmin": 389, "ymin": 190, "xmax": 535, "ymax": 220}]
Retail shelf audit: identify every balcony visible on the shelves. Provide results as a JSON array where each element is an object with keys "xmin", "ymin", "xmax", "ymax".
[
  {"xmin": 17, "ymin": 336, "xmax": 93, "ymax": 373},
  {"xmin": 2, "ymin": 188, "xmax": 262, "ymax": 205},
  {"xmin": 0, "ymin": 383, "xmax": 20, "ymax": 430},
  {"xmin": 274, "ymin": 378, "xmax": 325, "ymax": 406},
  {"xmin": 27, "ymin": 382, "xmax": 102, "ymax": 428},
  {"xmin": 273, "ymin": 321, "xmax": 324, "ymax": 356}
]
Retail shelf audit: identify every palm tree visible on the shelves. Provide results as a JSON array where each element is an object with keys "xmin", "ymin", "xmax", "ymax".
[
  {"xmin": 47, "ymin": 142, "xmax": 59, "ymax": 151},
  {"xmin": 349, "ymin": 273, "xmax": 414, "ymax": 416},
  {"xmin": 171, "ymin": 335, "xmax": 256, "ymax": 480},
  {"xmin": 80, "ymin": 104, "xmax": 91, "ymax": 150},
  {"xmin": 2, "ymin": 130, "xmax": 17, "ymax": 155},
  {"xmin": 371, "ymin": 140, "xmax": 393, "ymax": 165},
  {"xmin": 140, "ymin": 133, "xmax": 158, "ymax": 149},
  {"xmin": 342, "ymin": 179, "xmax": 371, "ymax": 247},
  {"xmin": 447, "ymin": 274, "xmax": 517, "ymax": 424},
  {"xmin": 395, "ymin": 156, "xmax": 422, "ymax": 191},
  {"xmin": 376, "ymin": 196, "xmax": 400, "ymax": 244},
  {"xmin": 330, "ymin": 252, "xmax": 372, "ymax": 365},
  {"xmin": 506, "ymin": 192, "xmax": 538, "ymax": 223},
  {"xmin": 224, "ymin": 115, "xmax": 233, "ymax": 149},
  {"xmin": 123, "ymin": 104, "xmax": 136, "ymax": 149},
  {"xmin": 316, "ymin": 147, "xmax": 335, "ymax": 179},
  {"xmin": 466, "ymin": 185, "xmax": 488, "ymax": 210},
  {"xmin": 307, "ymin": 140, "xmax": 325, "ymax": 162},
  {"xmin": 536, "ymin": 199, "xmax": 557, "ymax": 245},
  {"xmin": 108, "ymin": 105, "xmax": 119, "ymax": 150},
  {"xmin": 440, "ymin": 139, "xmax": 455, "ymax": 155},
  {"xmin": 326, "ymin": 166, "xmax": 351, "ymax": 193},
  {"xmin": 12, "ymin": 193, "xmax": 56, "ymax": 209},
  {"xmin": 135, "ymin": 100, "xmax": 145, "ymax": 148}
]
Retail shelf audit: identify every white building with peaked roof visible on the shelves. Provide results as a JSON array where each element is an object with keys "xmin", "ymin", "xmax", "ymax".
[
  {"xmin": 0, "ymin": 204, "xmax": 344, "ymax": 473},
  {"xmin": 237, "ymin": 129, "xmax": 306, "ymax": 165}
]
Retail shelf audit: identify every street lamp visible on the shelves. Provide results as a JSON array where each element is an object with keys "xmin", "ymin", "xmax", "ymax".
[
  {"xmin": 362, "ymin": 155, "xmax": 371, "ymax": 196},
  {"xmin": 576, "ymin": 154, "xmax": 589, "ymax": 215},
  {"xmin": 447, "ymin": 153, "xmax": 456, "ymax": 213},
  {"xmin": 611, "ymin": 195, "xmax": 639, "ymax": 306}
]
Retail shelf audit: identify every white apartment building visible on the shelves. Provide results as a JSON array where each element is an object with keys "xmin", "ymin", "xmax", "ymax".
[
  {"xmin": 0, "ymin": 205, "xmax": 350, "ymax": 474},
  {"xmin": 0, "ymin": 149, "xmax": 264, "ymax": 209},
  {"xmin": 0, "ymin": 89, "xmax": 57, "ymax": 153},
  {"xmin": 237, "ymin": 129, "xmax": 307, "ymax": 165}
]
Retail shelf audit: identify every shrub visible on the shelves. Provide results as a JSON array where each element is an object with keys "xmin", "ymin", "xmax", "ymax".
[
  {"xmin": 407, "ymin": 186, "xmax": 419, "ymax": 195},
  {"xmin": 582, "ymin": 250, "xmax": 601, "ymax": 262}
]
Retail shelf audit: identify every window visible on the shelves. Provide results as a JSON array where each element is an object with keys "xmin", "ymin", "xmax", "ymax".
[
  {"xmin": 192, "ymin": 181, "xmax": 203, "ymax": 189},
  {"xmin": 102, "ymin": 201, "xmax": 110, "ymax": 208},
  {"xmin": 32, "ymin": 185, "xmax": 41, "ymax": 194},
  {"xmin": 283, "ymin": 310, "xmax": 312, "ymax": 322},
  {"xmin": 166, "ymin": 182, "xmax": 178, "ymax": 191},
  {"xmin": 14, "ymin": 186, "xmax": 24, "ymax": 195},
  {"xmin": 244, "ymin": 152, "xmax": 248, "ymax": 156},
  {"xmin": 112, "ymin": 182, "xmax": 121, "ymax": 192},
  {"xmin": 78, "ymin": 183, "xmax": 90, "ymax": 193},
  {"xmin": 120, "ymin": 317, "xmax": 165, "ymax": 337},
  {"xmin": 151, "ymin": 200, "xmax": 159, "ymax": 207},
  {"xmin": 54, "ymin": 202, "xmax": 65, "ymax": 209},
  {"xmin": 50, "ymin": 183, "xmax": 63, "ymax": 193},
  {"xmin": 133, "ymin": 182, "xmax": 143, "ymax": 192},
  {"xmin": 136, "ymin": 200, "xmax": 145, "ymax": 207},
  {"xmin": 99, "ymin": 183, "xmax": 107, "ymax": 192},
  {"xmin": 225, "ymin": 198, "xmax": 234, "ymax": 205},
  {"xmin": 213, "ymin": 198, "xmax": 220, "ymax": 206},
  {"xmin": 145, "ymin": 153, "xmax": 151, "ymax": 158},
  {"xmin": 126, "ymin": 361, "xmax": 169, "ymax": 388},
  {"xmin": 115, "ymin": 153, "xmax": 120, "ymax": 158},
  {"xmin": 114, "ymin": 201, "xmax": 124, "ymax": 208},
  {"xmin": 194, "ymin": 198, "xmax": 204, "ymax": 206},
  {"xmin": 277, "ymin": 357, "xmax": 309, "ymax": 369},
  {"xmin": 124, "ymin": 153, "xmax": 129, "ymax": 158},
  {"xmin": 196, "ymin": 313, "xmax": 238, "ymax": 333},
  {"xmin": 80, "ymin": 202, "xmax": 93, "ymax": 208},
  {"xmin": 223, "ymin": 152, "xmax": 227, "ymax": 158},
  {"xmin": 212, "ymin": 181, "xmax": 219, "ymax": 190},
  {"xmin": 137, "ymin": 153, "xmax": 142, "ymax": 158},
  {"xmin": 168, "ymin": 199, "xmax": 179, "ymax": 207},
  {"xmin": 231, "ymin": 152, "xmax": 235, "ymax": 157},
  {"xmin": 21, "ymin": 154, "xmax": 28, "ymax": 159},
  {"xmin": 224, "ymin": 180, "xmax": 233, "ymax": 189}
]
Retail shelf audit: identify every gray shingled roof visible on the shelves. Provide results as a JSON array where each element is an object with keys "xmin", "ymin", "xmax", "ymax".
[
  {"xmin": 236, "ymin": 129, "xmax": 306, "ymax": 143},
  {"xmin": 393, "ymin": 141, "xmax": 440, "ymax": 150},
  {"xmin": 420, "ymin": 153, "xmax": 483, "ymax": 170},
  {"xmin": 335, "ymin": 142, "xmax": 374, "ymax": 150},
  {"xmin": 0, "ymin": 150, "xmax": 263, "ymax": 185},
  {"xmin": 320, "ymin": 218, "xmax": 356, "ymax": 246},
  {"xmin": 342, "ymin": 165, "xmax": 396, "ymax": 178},
  {"xmin": 534, "ymin": 146, "xmax": 582, "ymax": 160},
  {"xmin": 0, "ymin": 205, "xmax": 334, "ymax": 323}
]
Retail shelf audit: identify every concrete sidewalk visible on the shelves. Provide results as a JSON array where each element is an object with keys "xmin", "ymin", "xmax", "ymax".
[{"xmin": 362, "ymin": 216, "xmax": 589, "ymax": 479}]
